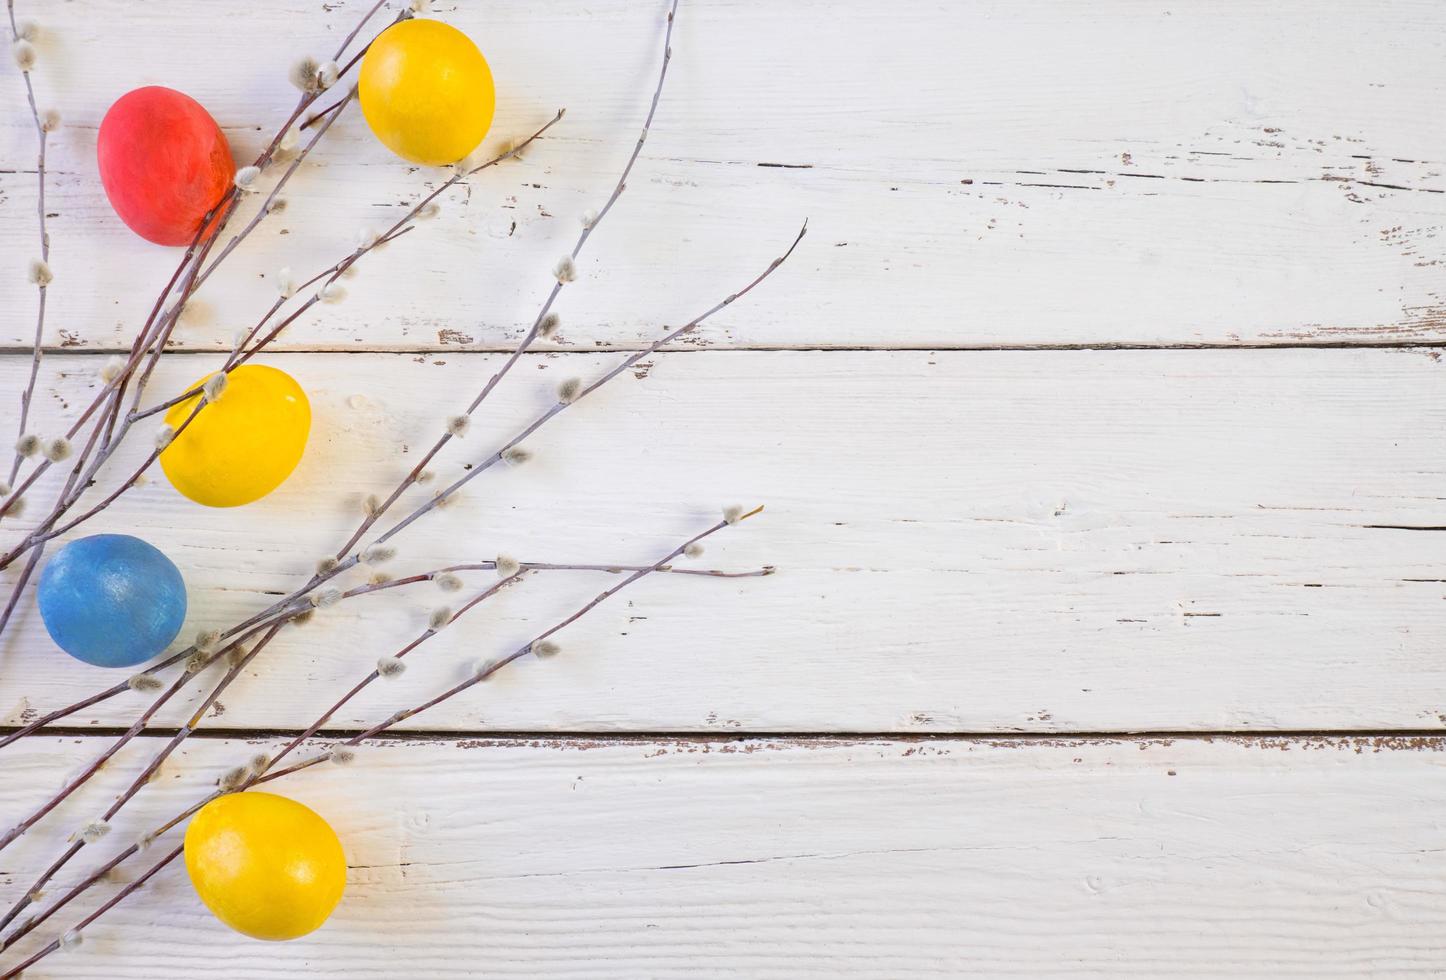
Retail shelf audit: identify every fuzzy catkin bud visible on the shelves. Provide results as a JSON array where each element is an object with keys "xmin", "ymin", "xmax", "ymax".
[
  {"xmin": 495, "ymin": 554, "xmax": 520, "ymax": 577},
  {"xmin": 290, "ymin": 607, "xmax": 315, "ymax": 626},
  {"xmin": 289, "ymin": 56, "xmax": 322, "ymax": 93},
  {"xmin": 2, "ymin": 496, "xmax": 25, "ymax": 518},
  {"xmin": 218, "ymin": 765, "xmax": 249, "ymax": 791},
  {"xmin": 683, "ymin": 542, "xmax": 705, "ymax": 559},
  {"xmin": 368, "ymin": 570, "xmax": 392, "ymax": 586},
  {"xmin": 553, "ymin": 255, "xmax": 577, "ymax": 283},
  {"xmin": 362, "ymin": 544, "xmax": 396, "ymax": 565},
  {"xmin": 316, "ymin": 555, "xmax": 340, "ymax": 574},
  {"xmin": 723, "ymin": 505, "xmax": 745, "ymax": 524},
  {"xmin": 12, "ymin": 39, "xmax": 36, "ymax": 71},
  {"xmin": 409, "ymin": 0, "xmax": 430, "ymax": 12},
  {"xmin": 78, "ymin": 820, "xmax": 111, "ymax": 844},
  {"xmin": 446, "ymin": 414, "xmax": 470, "ymax": 438},
  {"xmin": 434, "ymin": 572, "xmax": 463, "ymax": 592},
  {"xmin": 202, "ymin": 372, "xmax": 228, "ymax": 403},
  {"xmin": 185, "ymin": 652, "xmax": 210, "ymax": 674},
  {"xmin": 502, "ymin": 445, "xmax": 532, "ymax": 466},
  {"xmin": 0, "ymin": 481, "xmax": 9, "ymax": 498},
  {"xmin": 267, "ymin": 196, "xmax": 288, "ymax": 215},
  {"xmin": 362, "ymin": 493, "xmax": 382, "ymax": 517},
  {"xmin": 428, "ymin": 606, "xmax": 452, "ymax": 630},
  {"xmin": 27, "ymin": 257, "xmax": 52, "ymax": 286},
  {"xmin": 276, "ymin": 267, "xmax": 296, "ymax": 299},
  {"xmin": 418, "ymin": 202, "xmax": 441, "ymax": 220},
  {"xmin": 42, "ymin": 436, "xmax": 71, "ymax": 462},
  {"xmin": 538, "ymin": 312, "xmax": 561, "ymax": 338},
  {"xmin": 532, "ymin": 639, "xmax": 561, "ymax": 658},
  {"xmin": 14, "ymin": 19, "xmax": 37, "ymax": 41},
  {"xmin": 377, "ymin": 655, "xmax": 407, "ymax": 678},
  {"xmin": 234, "ymin": 165, "xmax": 261, "ymax": 190},
  {"xmin": 248, "ymin": 753, "xmax": 271, "ymax": 776},
  {"xmin": 99, "ymin": 356, "xmax": 127, "ymax": 383},
  {"xmin": 127, "ymin": 672, "xmax": 164, "ymax": 693},
  {"xmin": 310, "ymin": 587, "xmax": 342, "ymax": 609},
  {"xmin": 16, "ymin": 433, "xmax": 41, "ymax": 457},
  {"xmin": 195, "ymin": 629, "xmax": 222, "ymax": 653},
  {"xmin": 137, "ymin": 832, "xmax": 156, "ymax": 853},
  {"xmin": 316, "ymin": 60, "xmax": 340, "ymax": 89},
  {"xmin": 40, "ymin": 108, "xmax": 60, "ymax": 132},
  {"xmin": 328, "ymin": 746, "xmax": 357, "ymax": 766},
  {"xmin": 60, "ymin": 929, "xmax": 83, "ymax": 952},
  {"xmin": 319, "ymin": 281, "xmax": 346, "ymax": 304},
  {"xmin": 581, "ymin": 209, "xmax": 599, "ymax": 229},
  {"xmin": 556, "ymin": 377, "xmax": 582, "ymax": 404}
]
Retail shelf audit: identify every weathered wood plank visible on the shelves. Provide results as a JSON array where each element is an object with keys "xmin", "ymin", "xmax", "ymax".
[
  {"xmin": 3, "ymin": 734, "xmax": 1446, "ymax": 977},
  {"xmin": 2, "ymin": 349, "xmax": 1443, "ymax": 733},
  {"xmin": 4, "ymin": 0, "xmax": 1446, "ymax": 351}
]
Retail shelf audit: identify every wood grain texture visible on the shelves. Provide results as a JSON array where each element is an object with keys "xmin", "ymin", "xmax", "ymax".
[
  {"xmin": 4, "ymin": 734, "xmax": 1446, "ymax": 978},
  {"xmin": 4, "ymin": 0, "xmax": 1446, "ymax": 351},
  {"xmin": 2, "ymin": 348, "xmax": 1443, "ymax": 734}
]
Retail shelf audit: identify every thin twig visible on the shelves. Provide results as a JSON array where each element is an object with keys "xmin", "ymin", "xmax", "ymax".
[{"xmin": 4, "ymin": 1, "xmax": 48, "ymax": 487}]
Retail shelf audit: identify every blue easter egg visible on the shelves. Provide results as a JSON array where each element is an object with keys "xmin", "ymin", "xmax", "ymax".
[{"xmin": 37, "ymin": 534, "xmax": 187, "ymax": 668}]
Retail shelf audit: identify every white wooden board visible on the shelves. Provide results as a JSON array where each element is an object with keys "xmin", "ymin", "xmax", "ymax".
[
  {"xmin": 4, "ymin": 0, "xmax": 1446, "ymax": 351},
  {"xmin": 4, "ymin": 734, "xmax": 1446, "ymax": 978},
  {"xmin": 1, "ymin": 348, "xmax": 1443, "ymax": 734}
]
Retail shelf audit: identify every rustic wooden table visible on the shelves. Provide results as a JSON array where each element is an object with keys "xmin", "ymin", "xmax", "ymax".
[{"xmin": 3, "ymin": 0, "xmax": 1445, "ymax": 975}]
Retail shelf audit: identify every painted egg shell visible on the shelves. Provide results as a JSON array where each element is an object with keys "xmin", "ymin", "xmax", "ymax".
[
  {"xmin": 97, "ymin": 86, "xmax": 233, "ymax": 246},
  {"xmin": 37, "ymin": 533, "xmax": 186, "ymax": 668},
  {"xmin": 359, "ymin": 19, "xmax": 495, "ymax": 165},
  {"xmin": 185, "ymin": 791, "xmax": 347, "ymax": 941},
  {"xmin": 160, "ymin": 364, "xmax": 311, "ymax": 508}
]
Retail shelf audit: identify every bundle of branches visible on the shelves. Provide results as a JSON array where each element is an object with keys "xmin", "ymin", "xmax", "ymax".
[{"xmin": 0, "ymin": 0, "xmax": 803, "ymax": 972}]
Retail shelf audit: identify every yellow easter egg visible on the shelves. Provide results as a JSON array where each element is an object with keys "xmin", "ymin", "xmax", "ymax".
[
  {"xmin": 184, "ymin": 791, "xmax": 347, "ymax": 941},
  {"xmin": 160, "ymin": 364, "xmax": 310, "ymax": 508},
  {"xmin": 359, "ymin": 19, "xmax": 495, "ymax": 165}
]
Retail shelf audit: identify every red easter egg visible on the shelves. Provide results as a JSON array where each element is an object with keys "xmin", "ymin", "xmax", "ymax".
[{"xmin": 97, "ymin": 86, "xmax": 234, "ymax": 246}]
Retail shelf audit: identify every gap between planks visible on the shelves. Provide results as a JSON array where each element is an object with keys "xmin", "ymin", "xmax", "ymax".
[
  {"xmin": 5, "ymin": 340, "xmax": 1446, "ymax": 356},
  {"xmin": 8, "ymin": 727, "xmax": 1446, "ymax": 748}
]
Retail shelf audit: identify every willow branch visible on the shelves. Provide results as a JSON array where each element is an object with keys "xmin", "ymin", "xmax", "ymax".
[
  {"xmin": 0, "ymin": 554, "xmax": 766, "ymax": 938},
  {"xmin": 329, "ymin": 0, "xmax": 681, "ymax": 561},
  {"xmin": 4, "ymin": 1, "xmax": 49, "ymax": 487},
  {"xmin": 3, "ymin": 508, "xmax": 760, "ymax": 971},
  {"xmin": 0, "ymin": 5, "xmax": 391, "ymax": 545}
]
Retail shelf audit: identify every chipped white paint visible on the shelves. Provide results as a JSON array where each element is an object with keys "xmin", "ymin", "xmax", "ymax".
[
  {"xmin": 3, "ymin": 0, "xmax": 1446, "ymax": 975},
  {"xmin": 5, "ymin": 734, "xmax": 1446, "ymax": 978}
]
